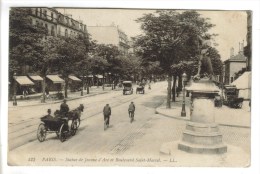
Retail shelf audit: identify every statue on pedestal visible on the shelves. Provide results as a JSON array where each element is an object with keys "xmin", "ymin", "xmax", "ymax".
[{"xmin": 193, "ymin": 36, "xmax": 214, "ymax": 81}]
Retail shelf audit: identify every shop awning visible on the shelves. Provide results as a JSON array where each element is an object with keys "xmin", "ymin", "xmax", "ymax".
[
  {"xmin": 14, "ymin": 76, "xmax": 34, "ymax": 86},
  {"xmin": 69, "ymin": 75, "xmax": 81, "ymax": 81},
  {"xmin": 29, "ymin": 75, "xmax": 43, "ymax": 81},
  {"xmin": 96, "ymin": 75, "xmax": 103, "ymax": 79},
  {"xmin": 46, "ymin": 75, "xmax": 64, "ymax": 84}
]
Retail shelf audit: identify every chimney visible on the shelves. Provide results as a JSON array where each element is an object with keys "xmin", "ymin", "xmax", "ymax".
[
  {"xmin": 230, "ymin": 47, "xmax": 234, "ymax": 57},
  {"xmin": 239, "ymin": 40, "xmax": 244, "ymax": 55},
  {"xmin": 241, "ymin": 40, "xmax": 244, "ymax": 54}
]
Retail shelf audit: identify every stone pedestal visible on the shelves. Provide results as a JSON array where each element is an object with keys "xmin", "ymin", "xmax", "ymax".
[{"xmin": 178, "ymin": 78, "xmax": 227, "ymax": 154}]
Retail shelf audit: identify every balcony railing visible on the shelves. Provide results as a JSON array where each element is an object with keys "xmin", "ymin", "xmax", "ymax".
[{"xmin": 31, "ymin": 10, "xmax": 86, "ymax": 32}]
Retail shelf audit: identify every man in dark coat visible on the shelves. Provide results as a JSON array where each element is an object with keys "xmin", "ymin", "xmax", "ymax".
[
  {"xmin": 128, "ymin": 102, "xmax": 135, "ymax": 118},
  {"xmin": 60, "ymin": 99, "xmax": 69, "ymax": 117},
  {"xmin": 103, "ymin": 104, "xmax": 111, "ymax": 127}
]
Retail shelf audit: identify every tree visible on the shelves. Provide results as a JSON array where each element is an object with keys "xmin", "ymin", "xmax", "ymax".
[
  {"xmin": 27, "ymin": 36, "xmax": 66, "ymax": 102},
  {"xmin": 9, "ymin": 8, "xmax": 46, "ymax": 75},
  {"xmin": 52, "ymin": 36, "xmax": 90, "ymax": 98},
  {"xmin": 135, "ymin": 10, "xmax": 215, "ymax": 108},
  {"xmin": 9, "ymin": 8, "xmax": 47, "ymax": 100}
]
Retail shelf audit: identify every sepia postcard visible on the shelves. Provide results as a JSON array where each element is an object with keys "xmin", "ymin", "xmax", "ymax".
[{"xmin": 1, "ymin": 1, "xmax": 260, "ymax": 174}]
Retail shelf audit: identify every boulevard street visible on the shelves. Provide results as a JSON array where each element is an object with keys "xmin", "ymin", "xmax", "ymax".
[{"xmin": 8, "ymin": 81, "xmax": 250, "ymax": 167}]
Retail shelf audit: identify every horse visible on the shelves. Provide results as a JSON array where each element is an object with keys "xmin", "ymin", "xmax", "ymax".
[
  {"xmin": 67, "ymin": 104, "xmax": 84, "ymax": 128},
  {"xmin": 54, "ymin": 104, "xmax": 84, "ymax": 129}
]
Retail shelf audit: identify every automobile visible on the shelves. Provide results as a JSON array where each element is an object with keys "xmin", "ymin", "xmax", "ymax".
[
  {"xmin": 122, "ymin": 81, "xmax": 133, "ymax": 95},
  {"xmin": 223, "ymin": 85, "xmax": 244, "ymax": 108},
  {"xmin": 136, "ymin": 83, "xmax": 145, "ymax": 94}
]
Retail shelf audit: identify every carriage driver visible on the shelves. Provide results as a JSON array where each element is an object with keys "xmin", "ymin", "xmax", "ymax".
[{"xmin": 60, "ymin": 99, "xmax": 69, "ymax": 117}]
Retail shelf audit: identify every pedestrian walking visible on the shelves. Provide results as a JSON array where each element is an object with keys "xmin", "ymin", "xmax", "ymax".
[
  {"xmin": 45, "ymin": 87, "xmax": 49, "ymax": 98},
  {"xmin": 249, "ymin": 99, "xmax": 251, "ymax": 112},
  {"xmin": 103, "ymin": 104, "xmax": 111, "ymax": 128}
]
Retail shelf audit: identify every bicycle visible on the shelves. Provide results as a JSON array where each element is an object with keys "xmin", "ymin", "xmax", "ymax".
[
  {"xmin": 129, "ymin": 111, "xmax": 134, "ymax": 123},
  {"xmin": 104, "ymin": 118, "xmax": 108, "ymax": 130},
  {"xmin": 104, "ymin": 115, "xmax": 110, "ymax": 131}
]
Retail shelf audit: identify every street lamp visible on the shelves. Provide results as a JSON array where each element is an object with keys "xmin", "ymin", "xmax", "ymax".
[
  {"xmin": 13, "ymin": 72, "xmax": 17, "ymax": 106},
  {"xmin": 181, "ymin": 72, "xmax": 187, "ymax": 117}
]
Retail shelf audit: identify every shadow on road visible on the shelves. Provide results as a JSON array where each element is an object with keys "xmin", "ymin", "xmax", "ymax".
[{"xmin": 141, "ymin": 95, "xmax": 165, "ymax": 109}]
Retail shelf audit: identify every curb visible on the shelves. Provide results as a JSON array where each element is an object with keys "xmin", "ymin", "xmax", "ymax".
[
  {"xmin": 155, "ymin": 107, "xmax": 190, "ymax": 121},
  {"xmin": 8, "ymin": 91, "xmax": 110, "ymax": 108},
  {"xmin": 155, "ymin": 100, "xmax": 250, "ymax": 129}
]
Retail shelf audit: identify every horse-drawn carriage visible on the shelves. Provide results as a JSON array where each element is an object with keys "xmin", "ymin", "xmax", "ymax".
[
  {"xmin": 136, "ymin": 83, "xmax": 145, "ymax": 94},
  {"xmin": 37, "ymin": 104, "xmax": 84, "ymax": 142}
]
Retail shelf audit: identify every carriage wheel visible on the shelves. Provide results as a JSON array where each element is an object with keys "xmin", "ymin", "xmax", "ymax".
[
  {"xmin": 59, "ymin": 124, "xmax": 67, "ymax": 142},
  {"xmin": 70, "ymin": 120, "xmax": 78, "ymax": 136},
  {"xmin": 37, "ymin": 123, "xmax": 47, "ymax": 142}
]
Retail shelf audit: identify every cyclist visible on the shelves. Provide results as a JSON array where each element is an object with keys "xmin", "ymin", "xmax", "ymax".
[
  {"xmin": 128, "ymin": 102, "xmax": 135, "ymax": 121},
  {"xmin": 103, "ymin": 104, "xmax": 111, "ymax": 128}
]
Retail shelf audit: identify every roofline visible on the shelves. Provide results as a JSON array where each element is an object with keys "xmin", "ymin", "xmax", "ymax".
[{"xmin": 224, "ymin": 59, "xmax": 247, "ymax": 63}]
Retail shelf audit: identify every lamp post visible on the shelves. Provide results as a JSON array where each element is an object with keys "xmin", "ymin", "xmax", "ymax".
[
  {"xmin": 181, "ymin": 72, "xmax": 187, "ymax": 117},
  {"xmin": 13, "ymin": 72, "xmax": 17, "ymax": 106}
]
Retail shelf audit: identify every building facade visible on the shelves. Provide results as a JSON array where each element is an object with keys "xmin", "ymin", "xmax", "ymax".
[
  {"xmin": 29, "ymin": 8, "xmax": 87, "ymax": 38},
  {"xmin": 10, "ymin": 8, "xmax": 88, "ymax": 96},
  {"xmin": 87, "ymin": 25, "xmax": 130, "ymax": 55},
  {"xmin": 244, "ymin": 11, "xmax": 252, "ymax": 71},
  {"xmin": 224, "ymin": 44, "xmax": 247, "ymax": 85}
]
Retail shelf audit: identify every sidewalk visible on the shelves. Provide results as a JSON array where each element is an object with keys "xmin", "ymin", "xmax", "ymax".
[
  {"xmin": 8, "ymin": 86, "xmax": 122, "ymax": 108},
  {"xmin": 156, "ymin": 95, "xmax": 251, "ymax": 128}
]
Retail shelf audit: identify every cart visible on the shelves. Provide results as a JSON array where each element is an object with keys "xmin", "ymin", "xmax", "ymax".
[
  {"xmin": 223, "ymin": 85, "xmax": 244, "ymax": 108},
  {"xmin": 136, "ymin": 83, "xmax": 145, "ymax": 94},
  {"xmin": 37, "ymin": 104, "xmax": 84, "ymax": 142},
  {"xmin": 122, "ymin": 81, "xmax": 133, "ymax": 95},
  {"xmin": 37, "ymin": 116, "xmax": 78, "ymax": 142}
]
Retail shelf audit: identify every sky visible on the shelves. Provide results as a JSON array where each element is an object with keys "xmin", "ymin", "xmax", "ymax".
[{"xmin": 56, "ymin": 8, "xmax": 248, "ymax": 61}]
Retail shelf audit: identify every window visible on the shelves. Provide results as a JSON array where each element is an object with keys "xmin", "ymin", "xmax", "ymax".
[
  {"xmin": 65, "ymin": 29, "xmax": 68, "ymax": 37},
  {"xmin": 45, "ymin": 24, "xmax": 48, "ymax": 34},
  {"xmin": 231, "ymin": 77, "xmax": 234, "ymax": 83},
  {"xmin": 36, "ymin": 8, "xmax": 38, "ymax": 16},
  {"xmin": 29, "ymin": 18, "xmax": 33, "ymax": 24},
  {"xmin": 44, "ymin": 10, "xmax": 47, "ymax": 18},
  {"xmin": 40, "ymin": 8, "xmax": 42, "ymax": 17},
  {"xmin": 57, "ymin": 26, "xmax": 61, "ymax": 36},
  {"xmin": 51, "ymin": 26, "xmax": 55, "ymax": 36},
  {"xmin": 51, "ymin": 12, "xmax": 53, "ymax": 21}
]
